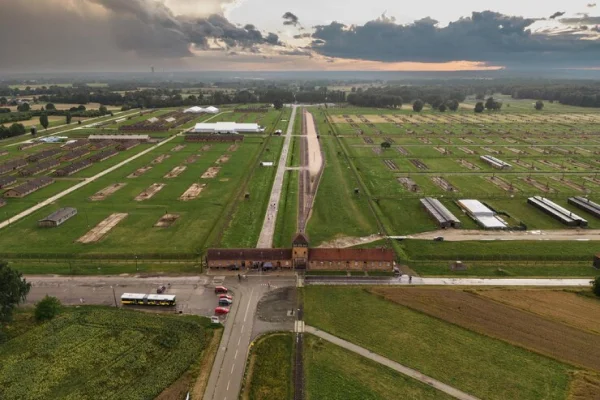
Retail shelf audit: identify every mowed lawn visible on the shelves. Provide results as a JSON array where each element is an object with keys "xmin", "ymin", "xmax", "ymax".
[
  {"xmin": 0, "ymin": 307, "xmax": 216, "ymax": 400},
  {"xmin": 304, "ymin": 334, "xmax": 453, "ymax": 400},
  {"xmin": 0, "ymin": 138, "xmax": 263, "ymax": 256},
  {"xmin": 242, "ymin": 333, "xmax": 293, "ymax": 400},
  {"xmin": 304, "ymin": 287, "xmax": 572, "ymax": 400},
  {"xmin": 307, "ymin": 132, "xmax": 378, "ymax": 245}
]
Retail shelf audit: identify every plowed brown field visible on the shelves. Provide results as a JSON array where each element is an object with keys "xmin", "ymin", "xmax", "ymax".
[
  {"xmin": 371, "ymin": 288, "xmax": 600, "ymax": 372},
  {"xmin": 479, "ymin": 290, "xmax": 600, "ymax": 335}
]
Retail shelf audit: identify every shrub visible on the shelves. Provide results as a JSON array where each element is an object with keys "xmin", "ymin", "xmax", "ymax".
[
  {"xmin": 593, "ymin": 276, "xmax": 600, "ymax": 297},
  {"xmin": 35, "ymin": 295, "xmax": 62, "ymax": 322}
]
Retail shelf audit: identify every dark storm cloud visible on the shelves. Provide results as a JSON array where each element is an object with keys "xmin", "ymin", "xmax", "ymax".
[
  {"xmin": 310, "ymin": 11, "xmax": 600, "ymax": 65},
  {"xmin": 560, "ymin": 15, "xmax": 600, "ymax": 25},
  {"xmin": 549, "ymin": 11, "xmax": 565, "ymax": 19},
  {"xmin": 283, "ymin": 12, "xmax": 300, "ymax": 26},
  {"xmin": 0, "ymin": 0, "xmax": 282, "ymax": 71}
]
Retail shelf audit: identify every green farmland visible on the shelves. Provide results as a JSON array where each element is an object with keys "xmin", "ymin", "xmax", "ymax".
[
  {"xmin": 304, "ymin": 286, "xmax": 573, "ymax": 400},
  {"xmin": 0, "ymin": 307, "xmax": 218, "ymax": 400}
]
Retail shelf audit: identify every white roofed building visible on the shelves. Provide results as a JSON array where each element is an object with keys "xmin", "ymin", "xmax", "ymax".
[
  {"xmin": 457, "ymin": 199, "xmax": 508, "ymax": 229},
  {"xmin": 192, "ymin": 122, "xmax": 263, "ymax": 134},
  {"xmin": 184, "ymin": 106, "xmax": 220, "ymax": 114}
]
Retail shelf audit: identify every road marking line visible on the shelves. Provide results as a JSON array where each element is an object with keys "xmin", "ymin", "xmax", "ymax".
[
  {"xmin": 227, "ymin": 380, "xmax": 230, "ymax": 391},
  {"xmin": 238, "ymin": 337, "xmax": 241, "ymax": 346},
  {"xmin": 243, "ymin": 288, "xmax": 254, "ymax": 322},
  {"xmin": 231, "ymin": 364, "xmax": 235, "ymax": 374},
  {"xmin": 234, "ymin": 349, "xmax": 238, "ymax": 359},
  {"xmin": 241, "ymin": 325, "xmax": 244, "ymax": 333}
]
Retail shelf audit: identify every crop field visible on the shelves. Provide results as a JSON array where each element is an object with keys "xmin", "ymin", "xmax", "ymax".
[
  {"xmin": 304, "ymin": 286, "xmax": 574, "ymax": 400},
  {"xmin": 304, "ymin": 334, "xmax": 453, "ymax": 400},
  {"xmin": 372, "ymin": 287, "xmax": 600, "ymax": 372},
  {"xmin": 477, "ymin": 289, "xmax": 600, "ymax": 334},
  {"xmin": 241, "ymin": 333, "xmax": 294, "ymax": 400},
  {"xmin": 0, "ymin": 307, "xmax": 217, "ymax": 400},
  {"xmin": 0, "ymin": 108, "xmax": 287, "ymax": 258},
  {"xmin": 326, "ymin": 105, "xmax": 600, "ymax": 236}
]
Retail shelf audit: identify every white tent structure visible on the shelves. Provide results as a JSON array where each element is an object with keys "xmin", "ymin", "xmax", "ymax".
[
  {"xmin": 183, "ymin": 106, "xmax": 220, "ymax": 114},
  {"xmin": 193, "ymin": 122, "xmax": 264, "ymax": 134}
]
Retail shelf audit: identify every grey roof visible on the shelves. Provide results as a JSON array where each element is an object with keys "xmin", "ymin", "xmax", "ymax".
[
  {"xmin": 0, "ymin": 176, "xmax": 17, "ymax": 187},
  {"xmin": 39, "ymin": 207, "xmax": 77, "ymax": 223},
  {"xmin": 8, "ymin": 177, "xmax": 54, "ymax": 194}
]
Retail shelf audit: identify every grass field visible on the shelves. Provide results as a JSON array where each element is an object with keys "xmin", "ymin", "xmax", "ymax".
[
  {"xmin": 0, "ymin": 109, "xmax": 286, "ymax": 258},
  {"xmin": 372, "ymin": 287, "xmax": 600, "ymax": 372},
  {"xmin": 304, "ymin": 286, "xmax": 573, "ymax": 400},
  {"xmin": 242, "ymin": 333, "xmax": 293, "ymax": 400},
  {"xmin": 273, "ymin": 170, "xmax": 299, "ymax": 247},
  {"xmin": 0, "ymin": 306, "xmax": 218, "ymax": 400},
  {"xmin": 0, "ymin": 137, "xmax": 264, "ymax": 257},
  {"xmin": 304, "ymin": 334, "xmax": 453, "ymax": 400},
  {"xmin": 324, "ymin": 104, "xmax": 600, "ymax": 239},
  {"xmin": 306, "ymin": 115, "xmax": 378, "ymax": 245}
]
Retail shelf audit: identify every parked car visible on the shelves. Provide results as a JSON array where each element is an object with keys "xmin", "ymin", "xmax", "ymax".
[
  {"xmin": 156, "ymin": 285, "xmax": 166, "ymax": 294},
  {"xmin": 210, "ymin": 316, "xmax": 221, "ymax": 324},
  {"xmin": 228, "ymin": 264, "xmax": 240, "ymax": 270},
  {"xmin": 218, "ymin": 298, "xmax": 233, "ymax": 306},
  {"xmin": 214, "ymin": 306, "xmax": 230, "ymax": 315},
  {"xmin": 219, "ymin": 294, "xmax": 233, "ymax": 300},
  {"xmin": 214, "ymin": 286, "xmax": 228, "ymax": 294},
  {"xmin": 433, "ymin": 236, "xmax": 444, "ymax": 242}
]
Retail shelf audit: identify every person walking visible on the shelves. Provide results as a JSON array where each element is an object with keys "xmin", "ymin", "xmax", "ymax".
[{"xmin": 409, "ymin": 275, "xmax": 412, "ymax": 284}]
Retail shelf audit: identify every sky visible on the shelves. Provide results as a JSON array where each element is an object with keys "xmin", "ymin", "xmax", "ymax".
[{"xmin": 0, "ymin": 0, "xmax": 599, "ymax": 73}]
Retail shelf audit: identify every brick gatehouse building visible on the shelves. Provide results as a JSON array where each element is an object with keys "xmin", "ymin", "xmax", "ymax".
[{"xmin": 206, "ymin": 233, "xmax": 395, "ymax": 271}]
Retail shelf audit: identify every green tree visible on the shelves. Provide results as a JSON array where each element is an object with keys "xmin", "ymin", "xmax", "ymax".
[
  {"xmin": 99, "ymin": 105, "xmax": 108, "ymax": 115},
  {"xmin": 273, "ymin": 99, "xmax": 284, "ymax": 110},
  {"xmin": 66, "ymin": 112, "xmax": 72, "ymax": 124},
  {"xmin": 485, "ymin": 97, "xmax": 496, "ymax": 111},
  {"xmin": 8, "ymin": 123, "xmax": 25, "ymax": 137},
  {"xmin": 474, "ymin": 102, "xmax": 485, "ymax": 113},
  {"xmin": 412, "ymin": 99, "xmax": 424, "ymax": 112},
  {"xmin": 17, "ymin": 102, "xmax": 30, "ymax": 112},
  {"xmin": 438, "ymin": 104, "xmax": 447, "ymax": 112},
  {"xmin": 447, "ymin": 99, "xmax": 459, "ymax": 111},
  {"xmin": 475, "ymin": 93, "xmax": 485, "ymax": 100},
  {"xmin": 40, "ymin": 114, "xmax": 49, "ymax": 130},
  {"xmin": 35, "ymin": 295, "xmax": 62, "ymax": 322},
  {"xmin": 535, "ymin": 100, "xmax": 544, "ymax": 111},
  {"xmin": 380, "ymin": 141, "xmax": 391, "ymax": 150},
  {"xmin": 0, "ymin": 261, "xmax": 31, "ymax": 322},
  {"xmin": 45, "ymin": 103, "xmax": 56, "ymax": 111},
  {"xmin": 592, "ymin": 276, "xmax": 600, "ymax": 297}
]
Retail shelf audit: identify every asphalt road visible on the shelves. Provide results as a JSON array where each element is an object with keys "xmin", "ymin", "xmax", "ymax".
[{"xmin": 203, "ymin": 275, "xmax": 295, "ymax": 400}]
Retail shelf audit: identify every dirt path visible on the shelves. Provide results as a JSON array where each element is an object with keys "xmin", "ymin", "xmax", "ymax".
[
  {"xmin": 257, "ymin": 105, "xmax": 298, "ymax": 248},
  {"xmin": 304, "ymin": 326, "xmax": 481, "ymax": 400},
  {"xmin": 304, "ymin": 111, "xmax": 323, "ymax": 180},
  {"xmin": 405, "ymin": 229, "xmax": 600, "ymax": 241},
  {"xmin": 317, "ymin": 234, "xmax": 385, "ymax": 248}
]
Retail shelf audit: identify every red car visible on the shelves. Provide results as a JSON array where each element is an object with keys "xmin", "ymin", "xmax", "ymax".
[
  {"xmin": 219, "ymin": 294, "xmax": 233, "ymax": 300},
  {"xmin": 214, "ymin": 286, "xmax": 228, "ymax": 294},
  {"xmin": 214, "ymin": 306, "xmax": 230, "ymax": 315}
]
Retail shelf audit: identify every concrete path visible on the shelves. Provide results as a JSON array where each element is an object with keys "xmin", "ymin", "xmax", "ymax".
[
  {"xmin": 0, "ymin": 112, "xmax": 226, "ymax": 230},
  {"xmin": 257, "ymin": 105, "xmax": 297, "ymax": 248},
  {"xmin": 306, "ymin": 277, "xmax": 592, "ymax": 287},
  {"xmin": 304, "ymin": 326, "xmax": 480, "ymax": 400},
  {"xmin": 404, "ymin": 229, "xmax": 600, "ymax": 241}
]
